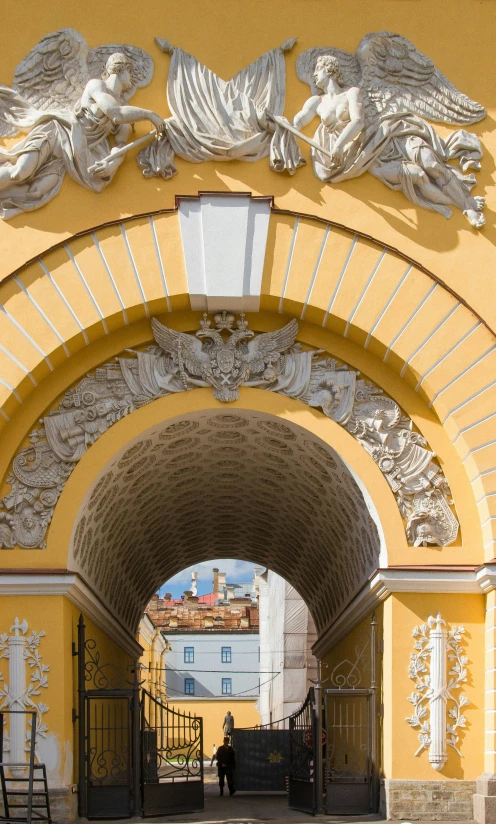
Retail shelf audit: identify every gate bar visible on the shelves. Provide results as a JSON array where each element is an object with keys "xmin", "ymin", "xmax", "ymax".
[
  {"xmin": 314, "ymin": 662, "xmax": 324, "ymax": 815},
  {"xmin": 77, "ymin": 615, "xmax": 86, "ymax": 819},
  {"xmin": 132, "ymin": 665, "xmax": 141, "ymax": 816}
]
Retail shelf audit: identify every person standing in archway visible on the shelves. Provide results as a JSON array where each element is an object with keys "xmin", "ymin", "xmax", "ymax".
[
  {"xmin": 216, "ymin": 736, "xmax": 236, "ymax": 796},
  {"xmin": 222, "ymin": 710, "xmax": 234, "ymax": 743}
]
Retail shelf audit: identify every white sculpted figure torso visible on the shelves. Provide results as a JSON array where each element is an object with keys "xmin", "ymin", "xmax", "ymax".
[
  {"xmin": 0, "ymin": 29, "xmax": 162, "ymax": 218},
  {"xmin": 292, "ymin": 34, "xmax": 486, "ymax": 228}
]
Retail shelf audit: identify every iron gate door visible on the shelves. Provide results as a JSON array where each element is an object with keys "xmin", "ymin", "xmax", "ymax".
[
  {"xmin": 325, "ymin": 689, "xmax": 374, "ymax": 814},
  {"xmin": 85, "ymin": 691, "xmax": 133, "ymax": 819},
  {"xmin": 76, "ymin": 615, "xmax": 140, "ymax": 820},
  {"xmin": 141, "ymin": 689, "xmax": 203, "ymax": 816},
  {"xmin": 288, "ymin": 688, "xmax": 317, "ymax": 814},
  {"xmin": 232, "ymin": 729, "xmax": 290, "ymax": 791}
]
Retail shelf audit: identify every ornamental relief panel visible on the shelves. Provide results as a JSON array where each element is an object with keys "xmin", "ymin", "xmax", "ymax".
[
  {"xmin": 0, "ymin": 313, "xmax": 458, "ymax": 552},
  {"xmin": 0, "ymin": 28, "xmax": 486, "ymax": 229}
]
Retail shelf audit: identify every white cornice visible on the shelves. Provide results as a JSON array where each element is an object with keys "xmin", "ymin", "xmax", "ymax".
[
  {"xmin": 0, "ymin": 574, "xmax": 142, "ymax": 660},
  {"xmin": 313, "ymin": 565, "xmax": 496, "ymax": 659}
]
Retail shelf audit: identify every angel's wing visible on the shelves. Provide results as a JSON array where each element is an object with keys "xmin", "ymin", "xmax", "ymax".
[
  {"xmin": 12, "ymin": 29, "xmax": 90, "ymax": 113},
  {"xmin": 356, "ymin": 31, "xmax": 486, "ymax": 124},
  {"xmin": 244, "ymin": 319, "xmax": 299, "ymax": 374},
  {"xmin": 296, "ymin": 47, "xmax": 361, "ymax": 94},
  {"xmin": 151, "ymin": 318, "xmax": 208, "ymax": 377},
  {"xmin": 87, "ymin": 44, "xmax": 154, "ymax": 103}
]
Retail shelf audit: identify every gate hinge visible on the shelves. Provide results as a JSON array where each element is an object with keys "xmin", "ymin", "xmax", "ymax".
[
  {"xmin": 377, "ymin": 703, "xmax": 384, "ymax": 717},
  {"xmin": 72, "ymin": 709, "xmax": 78, "ymax": 723},
  {"xmin": 72, "ymin": 642, "xmax": 78, "ymax": 657}
]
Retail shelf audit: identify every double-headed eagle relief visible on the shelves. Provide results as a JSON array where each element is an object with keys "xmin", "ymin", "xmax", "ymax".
[
  {"xmin": 0, "ymin": 314, "xmax": 458, "ymax": 551},
  {"xmin": 0, "ymin": 28, "xmax": 486, "ymax": 226}
]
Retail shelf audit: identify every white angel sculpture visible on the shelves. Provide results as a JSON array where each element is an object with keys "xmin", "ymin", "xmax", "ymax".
[
  {"xmin": 0, "ymin": 29, "xmax": 164, "ymax": 219},
  {"xmin": 290, "ymin": 33, "xmax": 486, "ymax": 228}
]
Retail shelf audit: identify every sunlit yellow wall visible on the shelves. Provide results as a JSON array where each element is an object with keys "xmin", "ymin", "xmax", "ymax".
[
  {"xmin": 168, "ymin": 699, "xmax": 260, "ymax": 759},
  {"xmin": 321, "ymin": 608, "xmax": 384, "ymax": 775},
  {"xmin": 0, "ymin": 0, "xmax": 493, "ymax": 807},
  {"xmin": 0, "ymin": 0, "xmax": 493, "ymax": 333},
  {"xmin": 383, "ymin": 593, "xmax": 484, "ymax": 781}
]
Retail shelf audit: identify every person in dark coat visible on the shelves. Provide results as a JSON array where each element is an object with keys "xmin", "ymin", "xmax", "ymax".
[{"xmin": 216, "ymin": 736, "xmax": 236, "ymax": 796}]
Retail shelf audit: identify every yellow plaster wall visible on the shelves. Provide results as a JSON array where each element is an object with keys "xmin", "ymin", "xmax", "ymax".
[
  {"xmin": 168, "ymin": 699, "xmax": 260, "ymax": 760},
  {"xmin": 383, "ymin": 593, "xmax": 485, "ymax": 781},
  {"xmin": 321, "ymin": 608, "xmax": 384, "ymax": 775},
  {"xmin": 0, "ymin": 0, "xmax": 494, "ymax": 335}
]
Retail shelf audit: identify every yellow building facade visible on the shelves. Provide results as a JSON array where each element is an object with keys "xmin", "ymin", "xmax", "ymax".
[{"xmin": 0, "ymin": 0, "xmax": 494, "ymax": 820}]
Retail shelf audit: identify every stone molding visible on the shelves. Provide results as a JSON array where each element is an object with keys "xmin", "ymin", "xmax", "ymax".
[
  {"xmin": 0, "ymin": 573, "xmax": 142, "ymax": 660},
  {"xmin": 313, "ymin": 563, "xmax": 496, "ymax": 657},
  {"xmin": 0, "ymin": 566, "xmax": 492, "ymax": 662}
]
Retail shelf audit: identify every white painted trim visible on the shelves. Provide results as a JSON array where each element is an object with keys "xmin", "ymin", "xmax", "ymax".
[
  {"xmin": 300, "ymin": 225, "xmax": 330, "ymax": 321},
  {"xmin": 64, "ymin": 244, "xmax": 109, "ymax": 335},
  {"xmin": 0, "ymin": 574, "xmax": 142, "ymax": 659},
  {"xmin": 119, "ymin": 223, "xmax": 150, "ymax": 318},
  {"xmin": 92, "ymin": 233, "xmax": 129, "ymax": 325},
  {"xmin": 344, "ymin": 249, "xmax": 386, "ymax": 338},
  {"xmin": 148, "ymin": 216, "xmax": 171, "ymax": 312},
  {"xmin": 13, "ymin": 275, "xmax": 70, "ymax": 357},
  {"xmin": 323, "ymin": 235, "xmax": 357, "ymax": 325},
  {"xmin": 429, "ymin": 344, "xmax": 496, "ymax": 408},
  {"xmin": 279, "ymin": 217, "xmax": 299, "ymax": 314},
  {"xmin": 0, "ymin": 306, "xmax": 54, "ymax": 371},
  {"xmin": 0, "ymin": 377, "xmax": 21, "ymax": 404},
  {"xmin": 415, "ymin": 321, "xmax": 480, "ymax": 392},
  {"xmin": 313, "ymin": 565, "xmax": 496, "ymax": 657},
  {"xmin": 364, "ymin": 263, "xmax": 412, "ymax": 349},
  {"xmin": 38, "ymin": 259, "xmax": 90, "ymax": 345},
  {"xmin": 442, "ymin": 378, "xmax": 496, "ymax": 425},
  {"xmin": 383, "ymin": 283, "xmax": 438, "ymax": 363},
  {"xmin": 399, "ymin": 302, "xmax": 460, "ymax": 378}
]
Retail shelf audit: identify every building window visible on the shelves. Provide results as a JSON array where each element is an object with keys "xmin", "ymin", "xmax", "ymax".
[
  {"xmin": 222, "ymin": 678, "xmax": 232, "ymax": 695},
  {"xmin": 184, "ymin": 647, "xmax": 194, "ymax": 663},
  {"xmin": 221, "ymin": 646, "xmax": 231, "ymax": 663},
  {"xmin": 185, "ymin": 678, "xmax": 195, "ymax": 695}
]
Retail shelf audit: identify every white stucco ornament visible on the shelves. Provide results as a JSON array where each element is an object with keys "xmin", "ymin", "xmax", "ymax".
[
  {"xmin": 0, "ymin": 314, "xmax": 458, "ymax": 550},
  {"xmin": 288, "ymin": 33, "xmax": 486, "ymax": 228},
  {"xmin": 0, "ymin": 28, "xmax": 159, "ymax": 219},
  {"xmin": 0, "ymin": 618, "xmax": 49, "ymax": 775},
  {"xmin": 137, "ymin": 37, "xmax": 305, "ymax": 178},
  {"xmin": 406, "ymin": 613, "xmax": 469, "ymax": 770}
]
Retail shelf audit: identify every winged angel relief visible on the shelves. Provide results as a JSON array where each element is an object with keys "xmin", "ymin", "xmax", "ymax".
[
  {"xmin": 0, "ymin": 29, "xmax": 163, "ymax": 219},
  {"xmin": 0, "ymin": 30, "xmax": 304, "ymax": 218},
  {"xmin": 282, "ymin": 33, "xmax": 487, "ymax": 228}
]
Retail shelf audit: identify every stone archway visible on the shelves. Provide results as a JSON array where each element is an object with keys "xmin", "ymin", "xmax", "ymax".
[{"xmin": 68, "ymin": 406, "xmax": 385, "ymax": 639}]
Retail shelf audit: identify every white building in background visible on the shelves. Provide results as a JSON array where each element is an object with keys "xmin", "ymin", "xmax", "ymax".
[{"xmin": 258, "ymin": 570, "xmax": 318, "ymax": 726}]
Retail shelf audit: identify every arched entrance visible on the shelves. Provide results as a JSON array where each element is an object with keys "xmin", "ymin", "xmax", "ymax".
[{"xmin": 67, "ymin": 404, "xmax": 386, "ymax": 638}]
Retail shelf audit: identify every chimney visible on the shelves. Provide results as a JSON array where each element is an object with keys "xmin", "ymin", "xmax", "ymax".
[
  {"xmin": 213, "ymin": 568, "xmax": 219, "ymax": 598},
  {"xmin": 217, "ymin": 572, "xmax": 227, "ymax": 599},
  {"xmin": 191, "ymin": 571, "xmax": 198, "ymax": 597},
  {"xmin": 164, "ymin": 593, "xmax": 171, "ymax": 602},
  {"xmin": 183, "ymin": 590, "xmax": 199, "ymax": 610}
]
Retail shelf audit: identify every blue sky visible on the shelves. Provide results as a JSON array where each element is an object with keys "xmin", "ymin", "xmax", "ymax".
[{"xmin": 158, "ymin": 558, "xmax": 261, "ymax": 600}]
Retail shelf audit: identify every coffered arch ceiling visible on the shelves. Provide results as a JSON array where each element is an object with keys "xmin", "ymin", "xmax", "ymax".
[
  {"xmin": 69, "ymin": 410, "xmax": 383, "ymax": 637},
  {"xmin": 0, "ymin": 200, "xmax": 493, "ymax": 555}
]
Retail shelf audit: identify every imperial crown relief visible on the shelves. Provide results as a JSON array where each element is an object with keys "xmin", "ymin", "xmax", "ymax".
[{"xmin": 0, "ymin": 314, "xmax": 458, "ymax": 551}]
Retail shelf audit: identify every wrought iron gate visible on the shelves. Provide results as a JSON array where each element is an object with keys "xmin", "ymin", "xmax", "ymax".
[
  {"xmin": 232, "ymin": 727, "xmax": 290, "ymax": 791},
  {"xmin": 324, "ymin": 614, "xmax": 378, "ymax": 815},
  {"xmin": 75, "ymin": 616, "xmax": 140, "ymax": 820},
  {"xmin": 288, "ymin": 687, "xmax": 317, "ymax": 814},
  {"xmin": 141, "ymin": 689, "xmax": 203, "ymax": 816}
]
